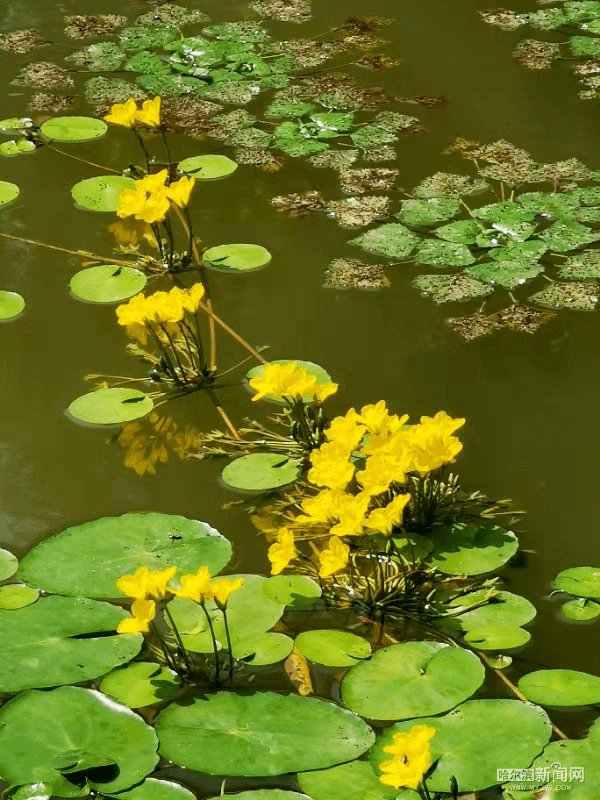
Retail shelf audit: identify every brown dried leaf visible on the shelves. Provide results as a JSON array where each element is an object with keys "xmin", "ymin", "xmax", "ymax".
[
  {"xmin": 270, "ymin": 39, "xmax": 340, "ymax": 68},
  {"xmin": 449, "ymin": 138, "xmax": 544, "ymax": 184},
  {"xmin": 495, "ymin": 304, "xmax": 555, "ymax": 332},
  {"xmin": 284, "ymin": 646, "xmax": 314, "ymax": 696},
  {"xmin": 363, "ymin": 146, "xmax": 397, "ymax": 161},
  {"xmin": 357, "ymin": 54, "xmax": 401, "ymax": 70},
  {"xmin": 271, "ymin": 191, "xmax": 326, "ymax": 217},
  {"xmin": 251, "ymin": 0, "xmax": 312, "ymax": 23},
  {"xmin": 14, "ymin": 62, "xmax": 74, "ymax": 90},
  {"xmin": 235, "ymin": 147, "xmax": 285, "ymax": 172},
  {"xmin": 513, "ymin": 39, "xmax": 560, "ymax": 70},
  {"xmin": 161, "ymin": 96, "xmax": 223, "ymax": 137},
  {"xmin": 0, "ymin": 30, "xmax": 46, "ymax": 54},
  {"xmin": 29, "ymin": 93, "xmax": 74, "ymax": 113},
  {"xmin": 398, "ymin": 95, "xmax": 447, "ymax": 107},
  {"xmin": 296, "ymin": 73, "xmax": 393, "ymax": 109},
  {"xmin": 448, "ymin": 313, "xmax": 502, "ymax": 340},
  {"xmin": 328, "ymin": 195, "xmax": 391, "ymax": 227},
  {"xmin": 324, "ymin": 257, "xmax": 390, "ymax": 289},
  {"xmin": 341, "ymin": 16, "xmax": 393, "ymax": 33},
  {"xmin": 339, "ymin": 167, "xmax": 398, "ymax": 194},
  {"xmin": 480, "ymin": 9, "xmax": 524, "ymax": 30},
  {"xmin": 64, "ymin": 14, "xmax": 127, "ymax": 38}
]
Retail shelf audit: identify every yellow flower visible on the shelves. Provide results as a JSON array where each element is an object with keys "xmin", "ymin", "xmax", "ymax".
[
  {"xmin": 325, "ymin": 411, "xmax": 367, "ymax": 450},
  {"xmin": 136, "ymin": 188, "xmax": 171, "ymax": 224},
  {"xmin": 211, "ymin": 576, "xmax": 244, "ymax": 607},
  {"xmin": 172, "ymin": 566, "xmax": 214, "ymax": 603},
  {"xmin": 267, "ymin": 529, "xmax": 297, "ymax": 575},
  {"xmin": 356, "ymin": 452, "xmax": 409, "ymax": 496},
  {"xmin": 379, "ymin": 725, "xmax": 436, "ymax": 790},
  {"xmin": 170, "ymin": 283, "xmax": 205, "ymax": 312},
  {"xmin": 117, "ymin": 598, "xmax": 156, "ymax": 634},
  {"xmin": 307, "ymin": 441, "xmax": 355, "ymax": 490},
  {"xmin": 135, "ymin": 96, "xmax": 161, "ymax": 127},
  {"xmin": 420, "ymin": 410, "xmax": 465, "ymax": 436},
  {"xmin": 360, "ymin": 413, "xmax": 410, "ymax": 456},
  {"xmin": 167, "ymin": 175, "xmax": 195, "ymax": 207},
  {"xmin": 365, "ymin": 493, "xmax": 411, "ymax": 535},
  {"xmin": 138, "ymin": 169, "xmax": 168, "ymax": 194},
  {"xmin": 249, "ymin": 362, "xmax": 319, "ymax": 402},
  {"xmin": 117, "ymin": 185, "xmax": 148, "ymax": 220},
  {"xmin": 319, "ymin": 536, "xmax": 350, "ymax": 578},
  {"xmin": 299, "ymin": 488, "xmax": 348, "ymax": 523},
  {"xmin": 311, "ymin": 381, "xmax": 338, "ymax": 404},
  {"xmin": 116, "ymin": 565, "xmax": 176, "ymax": 599},
  {"xmin": 355, "ymin": 401, "xmax": 390, "ymax": 433},
  {"xmin": 406, "ymin": 415, "xmax": 464, "ymax": 475},
  {"xmin": 105, "ymin": 98, "xmax": 138, "ymax": 128}
]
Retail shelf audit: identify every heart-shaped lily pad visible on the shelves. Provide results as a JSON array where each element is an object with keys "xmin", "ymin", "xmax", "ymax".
[
  {"xmin": 178, "ymin": 154, "xmax": 238, "ymax": 180},
  {"xmin": 370, "ymin": 699, "xmax": 552, "ymax": 793},
  {"xmin": 100, "ymin": 662, "xmax": 182, "ymax": 708},
  {"xmin": 295, "ymin": 629, "xmax": 371, "ymax": 667},
  {"xmin": 524, "ymin": 737, "xmax": 600, "ymax": 798},
  {"xmin": 203, "ymin": 243, "xmax": 272, "ymax": 272},
  {"xmin": 101, "ymin": 779, "xmax": 195, "ymax": 800},
  {"xmin": 554, "ymin": 567, "xmax": 600, "ymax": 599},
  {"xmin": 561, "ymin": 598, "xmax": 600, "ymax": 622},
  {"xmin": 0, "ymin": 583, "xmax": 39, "ymax": 609},
  {"xmin": 464, "ymin": 623, "xmax": 531, "ymax": 650},
  {"xmin": 518, "ymin": 669, "xmax": 600, "ymax": 707},
  {"xmin": 448, "ymin": 590, "xmax": 537, "ymax": 630},
  {"xmin": 341, "ymin": 641, "xmax": 484, "ymax": 720},
  {"xmin": 221, "ymin": 453, "xmax": 301, "ymax": 492},
  {"xmin": 41, "ymin": 116, "xmax": 108, "ymax": 142},
  {"xmin": 70, "ymin": 265, "xmax": 146, "ymax": 303},
  {"xmin": 0, "ymin": 139, "xmax": 36, "ymax": 157},
  {"xmin": 71, "ymin": 175, "xmax": 136, "ymax": 212},
  {"xmin": 68, "ymin": 387, "xmax": 154, "ymax": 425},
  {"xmin": 234, "ymin": 632, "xmax": 294, "ymax": 665},
  {"xmin": 428, "ymin": 522, "xmax": 519, "ymax": 575},
  {"xmin": 0, "ymin": 595, "xmax": 141, "ymax": 692},
  {"xmin": 262, "ymin": 575, "xmax": 321, "ymax": 607},
  {"xmin": 0, "ymin": 687, "xmax": 158, "ymax": 796},
  {"xmin": 0, "ymin": 547, "xmax": 18, "ymax": 580},
  {"xmin": 246, "ymin": 360, "xmax": 333, "ymax": 404},
  {"xmin": 0, "ymin": 180, "xmax": 20, "ymax": 207},
  {"xmin": 156, "ymin": 691, "xmax": 375, "ymax": 776},
  {"xmin": 298, "ymin": 761, "xmax": 418, "ymax": 800},
  {"xmin": 19, "ymin": 512, "xmax": 232, "ymax": 599},
  {"xmin": 0, "ymin": 290, "xmax": 25, "ymax": 320}
]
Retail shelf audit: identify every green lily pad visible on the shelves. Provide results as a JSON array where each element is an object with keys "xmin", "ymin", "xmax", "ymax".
[
  {"xmin": 396, "ymin": 197, "xmax": 461, "ymax": 226},
  {"xmin": 206, "ymin": 793, "xmax": 309, "ymax": 800},
  {"xmin": 68, "ymin": 387, "xmax": 154, "ymax": 425},
  {"xmin": 554, "ymin": 566, "xmax": 600, "ymax": 599},
  {"xmin": 449, "ymin": 590, "xmax": 537, "ymax": 630},
  {"xmin": 518, "ymin": 669, "xmax": 600, "ymax": 706},
  {"xmin": 0, "ymin": 180, "xmax": 20, "ymax": 207},
  {"xmin": 156, "ymin": 691, "xmax": 374, "ymax": 776},
  {"xmin": 298, "ymin": 761, "xmax": 417, "ymax": 800},
  {"xmin": 295, "ymin": 629, "xmax": 371, "ymax": 667},
  {"xmin": 40, "ymin": 116, "xmax": 108, "ymax": 142},
  {"xmin": 0, "ymin": 290, "xmax": 25, "ymax": 319},
  {"xmin": 0, "ymin": 117, "xmax": 34, "ymax": 133},
  {"xmin": 370, "ymin": 699, "xmax": 552, "ymax": 793},
  {"xmin": 70, "ymin": 265, "xmax": 146, "ymax": 303},
  {"xmin": 273, "ymin": 121, "xmax": 328, "ymax": 157},
  {"xmin": 246, "ymin": 359, "xmax": 333, "ymax": 404},
  {"xmin": 466, "ymin": 259, "xmax": 544, "ymax": 289},
  {"xmin": 435, "ymin": 219, "xmax": 479, "ymax": 244},
  {"xmin": 428, "ymin": 522, "xmax": 519, "ymax": 575},
  {"xmin": 99, "ymin": 662, "xmax": 182, "ymax": 708},
  {"xmin": 262, "ymin": 574, "xmax": 321, "ymax": 607},
  {"xmin": 0, "ymin": 595, "xmax": 141, "ymax": 692},
  {"xmin": 120, "ymin": 25, "xmax": 179, "ymax": 52},
  {"xmin": 0, "ymin": 686, "xmax": 158, "ymax": 796},
  {"xmin": 538, "ymin": 221, "xmax": 599, "ymax": 252},
  {"xmin": 180, "ymin": 630, "xmax": 222, "ymax": 653},
  {"xmin": 415, "ymin": 239, "xmax": 476, "ymax": 267},
  {"xmin": 102, "ymin": 779, "xmax": 196, "ymax": 800},
  {"xmin": 464, "ymin": 623, "xmax": 531, "ymax": 650},
  {"xmin": 71, "ymin": 175, "xmax": 136, "ymax": 212},
  {"xmin": 265, "ymin": 100, "xmax": 318, "ymax": 118},
  {"xmin": 525, "ymin": 738, "xmax": 600, "ymax": 798},
  {"xmin": 0, "ymin": 547, "xmax": 18, "ymax": 579},
  {"xmin": 489, "ymin": 239, "xmax": 547, "ymax": 262},
  {"xmin": 19, "ymin": 512, "xmax": 231, "ymax": 599},
  {"xmin": 178, "ymin": 154, "xmax": 238, "ymax": 180},
  {"xmin": 341, "ymin": 641, "xmax": 484, "ymax": 720},
  {"xmin": 0, "ymin": 583, "xmax": 39, "ymax": 609},
  {"xmin": 561, "ymin": 598, "xmax": 600, "ymax": 622},
  {"xmin": 221, "ymin": 453, "xmax": 301, "ymax": 492},
  {"xmin": 351, "ymin": 223, "xmax": 419, "ymax": 259},
  {"xmin": 0, "ymin": 139, "xmax": 36, "ymax": 157},
  {"xmin": 203, "ymin": 243, "xmax": 272, "ymax": 272},
  {"xmin": 234, "ymin": 632, "xmax": 294, "ymax": 664},
  {"xmin": 412, "ymin": 273, "xmax": 493, "ymax": 303}
]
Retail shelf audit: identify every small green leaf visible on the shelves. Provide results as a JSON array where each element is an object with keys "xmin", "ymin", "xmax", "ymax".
[
  {"xmin": 72, "ymin": 175, "xmax": 135, "ymax": 212},
  {"xmin": 561, "ymin": 598, "xmax": 600, "ymax": 621},
  {"xmin": 554, "ymin": 566, "xmax": 600, "ymax": 598},
  {"xmin": 396, "ymin": 197, "xmax": 461, "ymax": 226},
  {"xmin": 40, "ymin": 116, "xmax": 108, "ymax": 142},
  {"xmin": 538, "ymin": 221, "xmax": 600, "ymax": 251},
  {"xmin": 70, "ymin": 265, "xmax": 146, "ymax": 303},
  {"xmin": 68, "ymin": 387, "xmax": 154, "ymax": 425},
  {"xmin": 429, "ymin": 522, "xmax": 519, "ymax": 575},
  {"xmin": 519, "ymin": 669, "xmax": 600, "ymax": 706},
  {"xmin": 0, "ymin": 548, "xmax": 18, "ymax": 580},
  {"xmin": 415, "ymin": 240, "xmax": 476, "ymax": 267},
  {"xmin": 100, "ymin": 662, "xmax": 182, "ymax": 708},
  {"xmin": 0, "ymin": 139, "xmax": 36, "ymax": 157},
  {"xmin": 0, "ymin": 290, "xmax": 25, "ymax": 319},
  {"xmin": 0, "ymin": 180, "xmax": 20, "ymax": 207},
  {"xmin": 204, "ymin": 243, "xmax": 272, "ymax": 272},
  {"xmin": 295, "ymin": 629, "xmax": 371, "ymax": 667},
  {"xmin": 262, "ymin": 575, "xmax": 321, "ymax": 607},
  {"xmin": 435, "ymin": 219, "xmax": 479, "ymax": 244},
  {"xmin": 234, "ymin": 632, "xmax": 294, "ymax": 664},
  {"xmin": 178, "ymin": 154, "xmax": 238, "ymax": 180},
  {"xmin": 464, "ymin": 623, "xmax": 531, "ymax": 650},
  {"xmin": 351, "ymin": 223, "xmax": 418, "ymax": 259},
  {"xmin": 221, "ymin": 453, "xmax": 301, "ymax": 492},
  {"xmin": 0, "ymin": 583, "xmax": 38, "ymax": 609},
  {"xmin": 466, "ymin": 259, "xmax": 544, "ymax": 289}
]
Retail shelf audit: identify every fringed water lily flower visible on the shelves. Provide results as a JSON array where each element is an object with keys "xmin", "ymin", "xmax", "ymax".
[
  {"xmin": 379, "ymin": 724, "xmax": 436, "ymax": 790},
  {"xmin": 117, "ymin": 598, "xmax": 156, "ymax": 634},
  {"xmin": 319, "ymin": 536, "xmax": 350, "ymax": 577},
  {"xmin": 135, "ymin": 96, "xmax": 161, "ymax": 127},
  {"xmin": 104, "ymin": 96, "xmax": 161, "ymax": 128},
  {"xmin": 211, "ymin": 576, "xmax": 244, "ymax": 607},
  {"xmin": 115, "ymin": 565, "xmax": 176, "ymax": 600},
  {"xmin": 268, "ymin": 528, "xmax": 297, "ymax": 575},
  {"xmin": 249, "ymin": 361, "xmax": 337, "ymax": 403},
  {"xmin": 172, "ymin": 566, "xmax": 214, "ymax": 603}
]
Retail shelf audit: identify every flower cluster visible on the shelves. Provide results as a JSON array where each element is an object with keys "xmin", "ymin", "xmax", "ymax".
[
  {"xmin": 249, "ymin": 362, "xmax": 338, "ymax": 404},
  {"xmin": 116, "ymin": 283, "xmax": 205, "ymax": 344},
  {"xmin": 379, "ymin": 725, "xmax": 435, "ymax": 790},
  {"xmin": 105, "ymin": 96, "xmax": 161, "ymax": 129},
  {"xmin": 117, "ymin": 169, "xmax": 195, "ymax": 225}
]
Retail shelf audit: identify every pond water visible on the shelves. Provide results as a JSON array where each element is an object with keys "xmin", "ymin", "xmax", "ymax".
[{"xmin": 0, "ymin": 0, "xmax": 599, "ymax": 797}]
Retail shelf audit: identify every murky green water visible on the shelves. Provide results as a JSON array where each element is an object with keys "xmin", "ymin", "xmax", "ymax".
[{"xmin": 1, "ymin": 0, "xmax": 599, "ymax": 757}]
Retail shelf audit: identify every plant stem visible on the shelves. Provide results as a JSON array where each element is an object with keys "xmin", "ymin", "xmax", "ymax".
[
  {"xmin": 200, "ymin": 601, "xmax": 221, "ymax": 687},
  {"xmin": 220, "ymin": 605, "xmax": 235, "ymax": 683},
  {"xmin": 0, "ymin": 232, "xmax": 137, "ymax": 266},
  {"xmin": 164, "ymin": 605, "xmax": 192, "ymax": 675}
]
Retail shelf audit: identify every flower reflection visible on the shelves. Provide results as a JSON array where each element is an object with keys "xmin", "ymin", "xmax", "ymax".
[{"xmin": 118, "ymin": 412, "xmax": 203, "ymax": 475}]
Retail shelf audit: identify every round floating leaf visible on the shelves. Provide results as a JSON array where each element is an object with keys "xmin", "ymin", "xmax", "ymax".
[
  {"xmin": 40, "ymin": 116, "xmax": 108, "ymax": 142},
  {"xmin": 0, "ymin": 117, "xmax": 34, "ymax": 133},
  {"xmin": 0, "ymin": 139, "xmax": 36, "ymax": 157},
  {"xmin": 71, "ymin": 175, "xmax": 135, "ymax": 212},
  {"xmin": 0, "ymin": 180, "xmax": 20, "ymax": 207},
  {"xmin": 449, "ymin": 590, "xmax": 537, "ymax": 630},
  {"xmin": 341, "ymin": 641, "xmax": 484, "ymax": 720},
  {"xmin": 0, "ymin": 595, "xmax": 141, "ymax": 692},
  {"xmin": 178, "ymin": 154, "xmax": 238, "ymax": 180},
  {"xmin": 100, "ymin": 662, "xmax": 182, "ymax": 708},
  {"xmin": 246, "ymin": 359, "xmax": 332, "ymax": 404},
  {"xmin": 0, "ymin": 686, "xmax": 158, "ymax": 796},
  {"xmin": 370, "ymin": 699, "xmax": 552, "ymax": 793},
  {"xmin": 156, "ymin": 691, "xmax": 375, "ymax": 776},
  {"xmin": 527, "ymin": 738, "xmax": 600, "ymax": 799},
  {"xmin": 203, "ymin": 243, "xmax": 272, "ymax": 272},
  {"xmin": 0, "ymin": 583, "xmax": 38, "ymax": 609},
  {"xmin": 295, "ymin": 629, "xmax": 371, "ymax": 667},
  {"xmin": 262, "ymin": 575, "xmax": 321, "ymax": 607},
  {"xmin": 554, "ymin": 566, "xmax": 600, "ymax": 599},
  {"xmin": 19, "ymin": 512, "xmax": 232, "ymax": 599},
  {"xmin": 234, "ymin": 632, "xmax": 294, "ymax": 664},
  {"xmin": 519, "ymin": 669, "xmax": 600, "ymax": 707},
  {"xmin": 0, "ymin": 290, "xmax": 25, "ymax": 320},
  {"xmin": 298, "ymin": 762, "xmax": 417, "ymax": 800},
  {"xmin": 102, "ymin": 779, "xmax": 196, "ymax": 800},
  {"xmin": 221, "ymin": 452, "xmax": 301, "ymax": 492},
  {"xmin": 207, "ymin": 793, "xmax": 309, "ymax": 800},
  {"xmin": 68, "ymin": 387, "xmax": 154, "ymax": 425},
  {"xmin": 0, "ymin": 547, "xmax": 18, "ymax": 580},
  {"xmin": 464, "ymin": 623, "xmax": 531, "ymax": 650},
  {"xmin": 561, "ymin": 598, "xmax": 600, "ymax": 621},
  {"xmin": 428, "ymin": 522, "xmax": 519, "ymax": 575},
  {"xmin": 70, "ymin": 265, "xmax": 146, "ymax": 303}
]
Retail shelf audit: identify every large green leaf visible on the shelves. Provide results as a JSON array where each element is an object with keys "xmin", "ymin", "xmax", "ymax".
[
  {"xmin": 0, "ymin": 180, "xmax": 20, "ymax": 207},
  {"xmin": 0, "ymin": 595, "xmax": 141, "ymax": 692},
  {"xmin": 466, "ymin": 259, "xmax": 544, "ymax": 289},
  {"xmin": 0, "ymin": 687, "xmax": 158, "ymax": 796},
  {"xmin": 71, "ymin": 176, "xmax": 135, "ymax": 212},
  {"xmin": 68, "ymin": 387, "xmax": 154, "ymax": 425},
  {"xmin": 370, "ymin": 699, "xmax": 552, "ymax": 793},
  {"xmin": 102, "ymin": 779, "xmax": 195, "ymax": 800},
  {"xmin": 298, "ymin": 761, "xmax": 417, "ymax": 800},
  {"xmin": 518, "ymin": 669, "xmax": 600, "ymax": 706},
  {"xmin": 341, "ymin": 641, "xmax": 484, "ymax": 720},
  {"xmin": 40, "ymin": 116, "xmax": 108, "ymax": 142},
  {"xmin": 99, "ymin": 662, "xmax": 182, "ymax": 708},
  {"xmin": 448, "ymin": 590, "xmax": 537, "ymax": 630},
  {"xmin": 206, "ymin": 793, "xmax": 309, "ymax": 800},
  {"xmin": 156, "ymin": 691, "xmax": 375, "ymax": 776},
  {"xmin": 554, "ymin": 566, "xmax": 600, "ymax": 599},
  {"xmin": 428, "ymin": 522, "xmax": 519, "ymax": 575},
  {"xmin": 295, "ymin": 629, "xmax": 371, "ymax": 667},
  {"xmin": 538, "ymin": 221, "xmax": 599, "ymax": 252},
  {"xmin": 435, "ymin": 219, "xmax": 479, "ymax": 244},
  {"xmin": 70, "ymin": 265, "xmax": 146, "ymax": 303},
  {"xmin": 520, "ymin": 738, "xmax": 600, "ymax": 798},
  {"xmin": 19, "ymin": 512, "xmax": 232, "ymax": 598}
]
